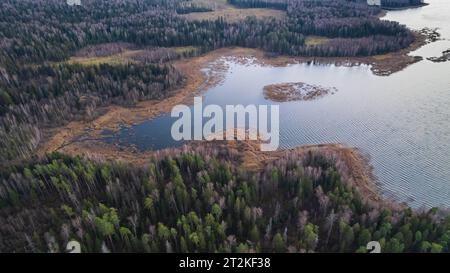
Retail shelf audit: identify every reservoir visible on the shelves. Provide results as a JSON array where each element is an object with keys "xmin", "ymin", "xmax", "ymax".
[{"xmin": 105, "ymin": 0, "xmax": 450, "ymax": 208}]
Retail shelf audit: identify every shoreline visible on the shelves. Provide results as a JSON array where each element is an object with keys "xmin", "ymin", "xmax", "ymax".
[
  {"xmin": 60, "ymin": 139, "xmax": 384, "ymax": 205},
  {"xmin": 35, "ymin": 32, "xmax": 431, "ymax": 206},
  {"xmin": 39, "ymin": 32, "xmax": 428, "ymax": 158},
  {"xmin": 223, "ymin": 140, "xmax": 384, "ymax": 204}
]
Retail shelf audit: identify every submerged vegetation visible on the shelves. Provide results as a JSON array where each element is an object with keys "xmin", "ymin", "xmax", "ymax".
[{"xmin": 263, "ymin": 82, "xmax": 337, "ymax": 102}]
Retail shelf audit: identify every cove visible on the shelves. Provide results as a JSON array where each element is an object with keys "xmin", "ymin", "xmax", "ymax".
[{"xmin": 104, "ymin": 0, "xmax": 450, "ymax": 208}]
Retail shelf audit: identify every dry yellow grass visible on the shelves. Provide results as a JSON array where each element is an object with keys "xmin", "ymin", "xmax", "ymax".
[
  {"xmin": 67, "ymin": 50, "xmax": 141, "ymax": 66},
  {"xmin": 190, "ymin": 0, "xmax": 231, "ymax": 9},
  {"xmin": 180, "ymin": 6, "xmax": 286, "ymax": 22},
  {"xmin": 372, "ymin": 54, "xmax": 391, "ymax": 61},
  {"xmin": 66, "ymin": 47, "xmax": 200, "ymax": 66},
  {"xmin": 173, "ymin": 46, "xmax": 199, "ymax": 55},
  {"xmin": 304, "ymin": 36, "xmax": 330, "ymax": 47}
]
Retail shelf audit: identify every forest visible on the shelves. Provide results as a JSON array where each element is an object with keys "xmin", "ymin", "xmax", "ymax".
[
  {"xmin": 0, "ymin": 142, "xmax": 449, "ymax": 253},
  {"xmin": 381, "ymin": 0, "xmax": 425, "ymax": 8},
  {"xmin": 228, "ymin": 0, "xmax": 289, "ymax": 9},
  {"xmin": 0, "ymin": 0, "xmax": 447, "ymax": 254}
]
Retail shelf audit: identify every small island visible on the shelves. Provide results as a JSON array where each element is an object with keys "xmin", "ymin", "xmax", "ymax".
[
  {"xmin": 428, "ymin": 49, "xmax": 450, "ymax": 63},
  {"xmin": 263, "ymin": 82, "xmax": 337, "ymax": 102}
]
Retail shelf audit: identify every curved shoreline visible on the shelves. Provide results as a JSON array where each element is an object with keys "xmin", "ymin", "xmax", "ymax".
[
  {"xmin": 55, "ymin": 138, "xmax": 384, "ymax": 205},
  {"xmin": 223, "ymin": 140, "xmax": 384, "ymax": 204},
  {"xmin": 38, "ymin": 32, "xmax": 428, "ymax": 158},
  {"xmin": 35, "ymin": 31, "xmax": 431, "ymax": 205}
]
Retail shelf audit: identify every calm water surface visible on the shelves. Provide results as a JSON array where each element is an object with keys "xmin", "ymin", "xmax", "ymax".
[{"xmin": 106, "ymin": 0, "xmax": 450, "ymax": 208}]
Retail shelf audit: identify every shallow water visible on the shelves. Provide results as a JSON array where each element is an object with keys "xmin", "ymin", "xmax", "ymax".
[{"xmin": 105, "ymin": 0, "xmax": 450, "ymax": 208}]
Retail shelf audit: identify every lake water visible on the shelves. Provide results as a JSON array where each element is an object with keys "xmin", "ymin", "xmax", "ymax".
[{"xmin": 105, "ymin": 0, "xmax": 450, "ymax": 208}]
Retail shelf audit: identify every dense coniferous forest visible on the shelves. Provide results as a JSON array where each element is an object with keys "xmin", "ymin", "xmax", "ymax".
[
  {"xmin": 0, "ymin": 0, "xmax": 447, "ymax": 254},
  {"xmin": 0, "ymin": 63, "xmax": 183, "ymax": 162},
  {"xmin": 0, "ymin": 143, "xmax": 449, "ymax": 253},
  {"xmin": 228, "ymin": 0, "xmax": 289, "ymax": 9},
  {"xmin": 381, "ymin": 0, "xmax": 425, "ymax": 8}
]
